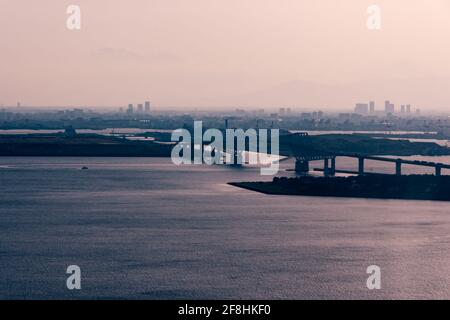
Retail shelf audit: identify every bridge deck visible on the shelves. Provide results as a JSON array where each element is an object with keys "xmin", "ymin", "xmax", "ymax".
[{"xmin": 343, "ymin": 154, "xmax": 450, "ymax": 169}]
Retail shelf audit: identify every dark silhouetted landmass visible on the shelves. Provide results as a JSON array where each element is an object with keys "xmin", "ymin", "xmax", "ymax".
[
  {"xmin": 0, "ymin": 134, "xmax": 173, "ymax": 157},
  {"xmin": 1, "ymin": 132, "xmax": 449, "ymax": 158},
  {"xmin": 280, "ymin": 134, "xmax": 450, "ymax": 156},
  {"xmin": 230, "ymin": 175, "xmax": 450, "ymax": 201}
]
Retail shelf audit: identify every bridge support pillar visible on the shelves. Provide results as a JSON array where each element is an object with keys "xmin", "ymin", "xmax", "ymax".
[
  {"xmin": 358, "ymin": 157, "xmax": 365, "ymax": 176},
  {"xmin": 436, "ymin": 166, "xmax": 442, "ymax": 177},
  {"xmin": 330, "ymin": 157, "xmax": 336, "ymax": 176},
  {"xmin": 295, "ymin": 160, "xmax": 310, "ymax": 174},
  {"xmin": 323, "ymin": 158, "xmax": 330, "ymax": 177},
  {"xmin": 396, "ymin": 161, "xmax": 402, "ymax": 176}
]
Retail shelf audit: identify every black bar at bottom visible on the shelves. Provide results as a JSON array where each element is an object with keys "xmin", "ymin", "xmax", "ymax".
[{"xmin": 0, "ymin": 300, "xmax": 441, "ymax": 319}]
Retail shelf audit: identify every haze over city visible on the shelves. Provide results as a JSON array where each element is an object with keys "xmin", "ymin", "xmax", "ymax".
[{"xmin": 1, "ymin": 0, "xmax": 450, "ymax": 110}]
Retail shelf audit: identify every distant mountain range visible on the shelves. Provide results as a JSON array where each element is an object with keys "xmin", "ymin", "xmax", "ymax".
[{"xmin": 210, "ymin": 77, "xmax": 450, "ymax": 111}]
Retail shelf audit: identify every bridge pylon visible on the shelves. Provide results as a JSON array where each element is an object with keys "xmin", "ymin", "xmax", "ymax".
[{"xmin": 295, "ymin": 159, "xmax": 310, "ymax": 173}]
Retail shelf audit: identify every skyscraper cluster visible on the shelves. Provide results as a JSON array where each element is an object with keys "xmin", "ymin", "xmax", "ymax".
[
  {"xmin": 354, "ymin": 101, "xmax": 376, "ymax": 115},
  {"xmin": 355, "ymin": 100, "xmax": 415, "ymax": 115},
  {"xmin": 125, "ymin": 101, "xmax": 151, "ymax": 115}
]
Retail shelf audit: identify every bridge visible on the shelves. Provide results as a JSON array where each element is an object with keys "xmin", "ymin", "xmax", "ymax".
[
  {"xmin": 288, "ymin": 153, "xmax": 450, "ymax": 177},
  {"xmin": 281, "ymin": 131, "xmax": 450, "ymax": 176},
  {"xmin": 344, "ymin": 154, "xmax": 450, "ymax": 176}
]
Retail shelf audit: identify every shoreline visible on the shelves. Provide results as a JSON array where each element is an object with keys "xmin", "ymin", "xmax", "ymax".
[{"xmin": 228, "ymin": 175, "xmax": 450, "ymax": 202}]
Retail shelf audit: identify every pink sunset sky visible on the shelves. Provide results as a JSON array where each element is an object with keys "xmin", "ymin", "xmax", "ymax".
[{"xmin": 1, "ymin": 0, "xmax": 450, "ymax": 110}]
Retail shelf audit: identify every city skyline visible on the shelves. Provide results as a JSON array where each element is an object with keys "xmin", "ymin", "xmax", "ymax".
[{"xmin": 0, "ymin": 98, "xmax": 440, "ymax": 116}]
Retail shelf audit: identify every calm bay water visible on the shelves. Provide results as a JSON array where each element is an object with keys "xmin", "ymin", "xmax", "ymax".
[{"xmin": 1, "ymin": 157, "xmax": 450, "ymax": 299}]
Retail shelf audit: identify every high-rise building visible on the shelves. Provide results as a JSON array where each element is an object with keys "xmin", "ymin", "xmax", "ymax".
[
  {"xmin": 355, "ymin": 103, "xmax": 369, "ymax": 115},
  {"xmin": 369, "ymin": 101, "xmax": 375, "ymax": 113},
  {"xmin": 137, "ymin": 104, "xmax": 144, "ymax": 113},
  {"xmin": 127, "ymin": 104, "xmax": 134, "ymax": 115},
  {"xmin": 401, "ymin": 105, "xmax": 405, "ymax": 113},
  {"xmin": 406, "ymin": 105, "xmax": 411, "ymax": 113},
  {"xmin": 144, "ymin": 101, "xmax": 151, "ymax": 113},
  {"xmin": 384, "ymin": 100, "xmax": 395, "ymax": 114}
]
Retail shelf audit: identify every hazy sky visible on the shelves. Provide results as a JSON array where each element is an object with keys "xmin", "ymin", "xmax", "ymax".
[{"xmin": 1, "ymin": 0, "xmax": 450, "ymax": 110}]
